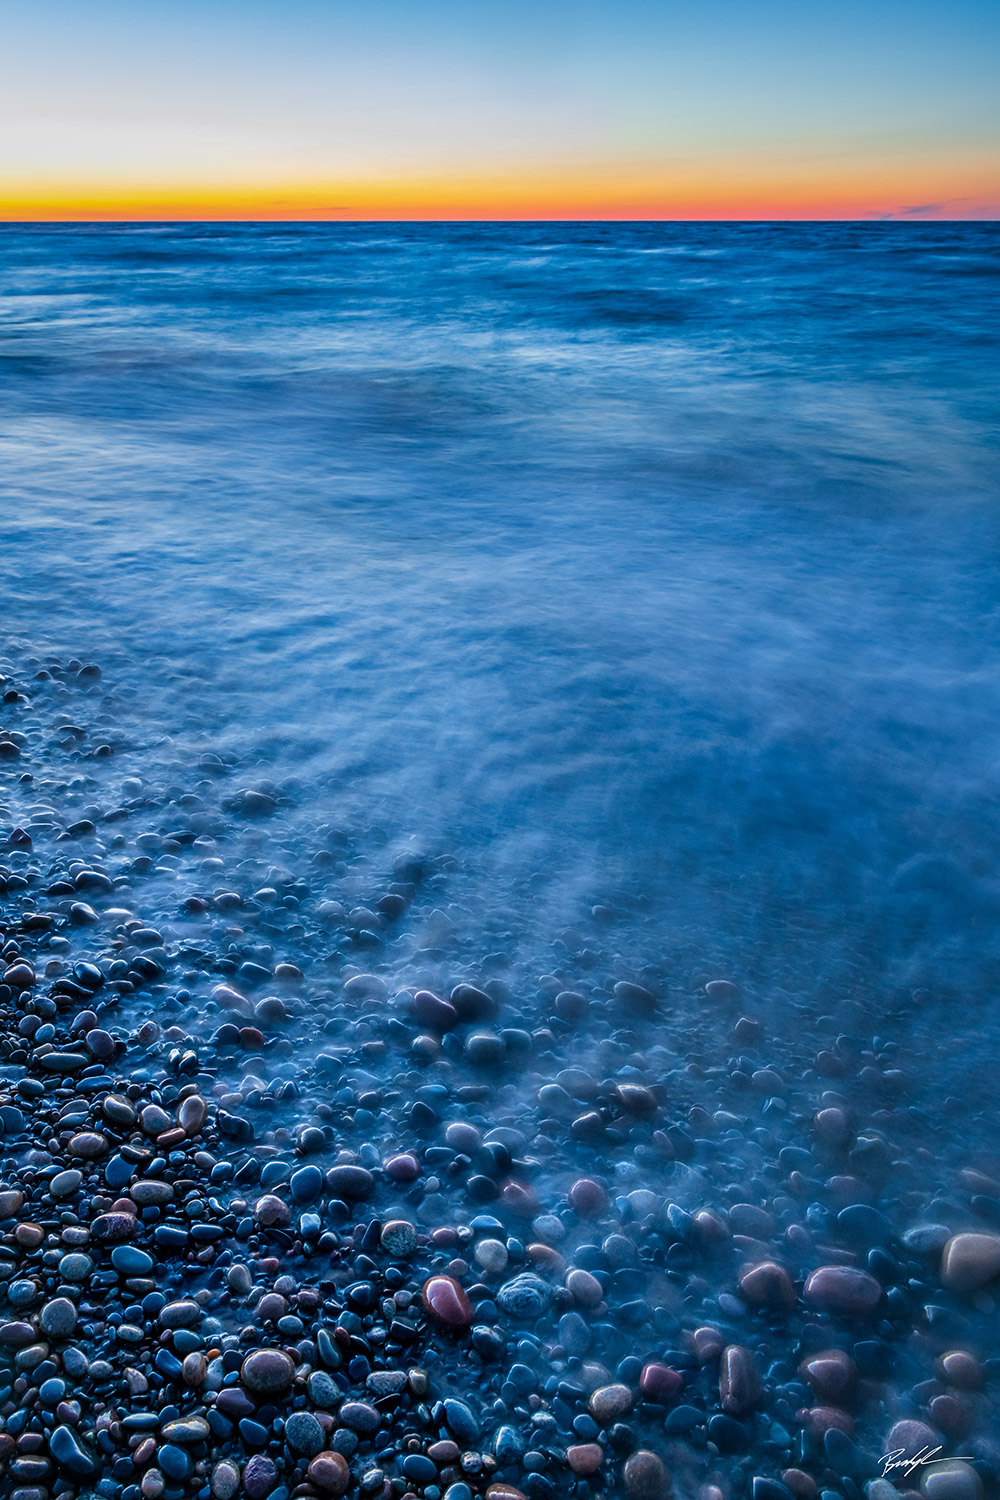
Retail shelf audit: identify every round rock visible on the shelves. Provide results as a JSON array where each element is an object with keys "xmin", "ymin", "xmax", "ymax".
[
  {"xmin": 640, "ymin": 1363, "xmax": 683, "ymax": 1403},
  {"xmin": 921, "ymin": 1461, "xmax": 983, "ymax": 1500},
  {"xmin": 940, "ymin": 1233, "xmax": 1000, "ymax": 1293},
  {"xmin": 325, "ymin": 1165, "xmax": 374, "ymax": 1200},
  {"xmin": 308, "ymin": 1454, "xmax": 350, "ymax": 1495},
  {"xmin": 285, "ymin": 1411, "xmax": 325, "ymax": 1456},
  {"xmin": 241, "ymin": 1349, "xmax": 296, "ymax": 1396},
  {"xmin": 568, "ymin": 1444, "xmax": 604, "ymax": 1476},
  {"xmin": 738, "ymin": 1261, "xmax": 797, "ymax": 1311},
  {"xmin": 243, "ymin": 1455, "xmax": 279, "ymax": 1500},
  {"xmin": 589, "ymin": 1383, "xmax": 633, "ymax": 1424},
  {"xmin": 380, "ymin": 1219, "xmax": 417, "ymax": 1258},
  {"xmin": 623, "ymin": 1450, "xmax": 671, "ymax": 1499},
  {"xmin": 497, "ymin": 1272, "xmax": 550, "ymax": 1319},
  {"xmin": 40, "ymin": 1298, "xmax": 78, "ymax": 1338},
  {"xmin": 803, "ymin": 1265, "xmax": 882, "ymax": 1316},
  {"xmin": 422, "ymin": 1275, "xmax": 472, "ymax": 1328},
  {"xmin": 254, "ymin": 1194, "xmax": 291, "ymax": 1228}
]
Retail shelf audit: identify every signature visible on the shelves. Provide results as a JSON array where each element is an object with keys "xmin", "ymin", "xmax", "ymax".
[{"xmin": 880, "ymin": 1447, "xmax": 974, "ymax": 1479}]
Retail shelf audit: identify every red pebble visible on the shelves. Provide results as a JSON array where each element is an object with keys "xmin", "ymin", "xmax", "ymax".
[
  {"xmin": 422, "ymin": 1275, "xmax": 473, "ymax": 1328},
  {"xmin": 384, "ymin": 1153, "xmax": 420, "ymax": 1183},
  {"xmin": 568, "ymin": 1178, "xmax": 609, "ymax": 1217},
  {"xmin": 799, "ymin": 1349, "xmax": 857, "ymax": 1403},
  {"xmin": 798, "ymin": 1406, "xmax": 855, "ymax": 1437},
  {"xmin": 639, "ymin": 1363, "xmax": 683, "ymax": 1403},
  {"xmin": 501, "ymin": 1180, "xmax": 538, "ymax": 1214},
  {"xmin": 928, "ymin": 1393, "xmax": 971, "ymax": 1439},
  {"xmin": 803, "ymin": 1265, "xmax": 881, "ymax": 1316},
  {"xmin": 738, "ymin": 1261, "xmax": 797, "ymax": 1311}
]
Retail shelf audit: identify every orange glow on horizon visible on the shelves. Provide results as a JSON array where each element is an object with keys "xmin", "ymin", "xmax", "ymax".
[{"xmin": 2, "ymin": 159, "xmax": 997, "ymax": 222}]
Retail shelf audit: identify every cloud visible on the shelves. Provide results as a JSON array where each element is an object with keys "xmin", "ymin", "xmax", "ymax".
[
  {"xmin": 869, "ymin": 196, "xmax": 1000, "ymax": 222},
  {"xmin": 868, "ymin": 201, "xmax": 943, "ymax": 220}
]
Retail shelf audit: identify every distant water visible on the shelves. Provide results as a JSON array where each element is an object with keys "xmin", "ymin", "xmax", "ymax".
[{"xmin": 1, "ymin": 220, "xmax": 999, "ymax": 1055}]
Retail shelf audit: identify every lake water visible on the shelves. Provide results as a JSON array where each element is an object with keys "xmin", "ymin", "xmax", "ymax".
[
  {"xmin": 2, "ymin": 223, "xmax": 998, "ymax": 1008},
  {"xmin": 1, "ymin": 222, "xmax": 1000, "ymax": 1493}
]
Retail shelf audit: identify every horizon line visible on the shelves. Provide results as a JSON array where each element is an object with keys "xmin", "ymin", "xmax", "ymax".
[{"xmin": 1, "ymin": 215, "xmax": 997, "ymax": 225}]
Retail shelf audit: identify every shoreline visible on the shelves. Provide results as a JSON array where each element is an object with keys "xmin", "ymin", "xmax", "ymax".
[{"xmin": 0, "ymin": 651, "xmax": 997, "ymax": 1500}]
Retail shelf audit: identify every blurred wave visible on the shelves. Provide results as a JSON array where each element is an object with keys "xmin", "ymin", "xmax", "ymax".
[{"xmin": 1, "ymin": 219, "xmax": 998, "ymax": 1021}]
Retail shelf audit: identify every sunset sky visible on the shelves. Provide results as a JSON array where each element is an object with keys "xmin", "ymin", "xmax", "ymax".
[{"xmin": 1, "ymin": 0, "xmax": 997, "ymax": 220}]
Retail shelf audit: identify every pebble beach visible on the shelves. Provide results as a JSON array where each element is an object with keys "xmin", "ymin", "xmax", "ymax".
[{"xmin": 1, "ymin": 221, "xmax": 999, "ymax": 1500}]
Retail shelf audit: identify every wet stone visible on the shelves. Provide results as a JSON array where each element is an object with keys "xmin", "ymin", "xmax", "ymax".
[
  {"xmin": 444, "ymin": 1397, "xmax": 479, "ymax": 1443},
  {"xmin": 640, "ymin": 1363, "xmax": 683, "ymax": 1403},
  {"xmin": 613, "ymin": 980, "xmax": 658, "ymax": 1016},
  {"xmin": 178, "ymin": 1094, "xmax": 208, "ymax": 1133},
  {"xmin": 493, "ymin": 1425, "xmax": 526, "ymax": 1465},
  {"xmin": 50, "ymin": 1168, "xmax": 83, "ymax": 1198},
  {"xmin": 558, "ymin": 1310, "xmax": 592, "ymax": 1357},
  {"xmin": 211, "ymin": 1461, "xmax": 242, "ymax": 1500},
  {"xmin": 385, "ymin": 1152, "xmax": 419, "ymax": 1182},
  {"xmin": 58, "ymin": 1252, "xmax": 92, "ymax": 1281},
  {"xmin": 140, "ymin": 1104, "xmax": 172, "ymax": 1135},
  {"xmin": 404, "ymin": 1454, "xmax": 439, "ymax": 1485},
  {"xmin": 803, "ymin": 1266, "xmax": 882, "ymax": 1316},
  {"xmin": 102, "ymin": 1094, "xmax": 136, "ymax": 1126},
  {"xmin": 920, "ymin": 1461, "xmax": 983, "ymax": 1500},
  {"xmin": 720, "ymin": 1345, "xmax": 761, "ymax": 1415},
  {"xmin": 589, "ymin": 1383, "xmax": 633, "ymax": 1424},
  {"xmin": 158, "ymin": 1444, "xmax": 194, "ymax": 1480},
  {"xmin": 623, "ymin": 1450, "xmax": 671, "ymax": 1499},
  {"xmin": 112, "ymin": 1245, "xmax": 154, "ymax": 1276},
  {"xmin": 39, "ymin": 1298, "xmax": 77, "ymax": 1338},
  {"xmin": 104, "ymin": 1157, "xmax": 132, "ymax": 1196},
  {"xmin": 325, "ymin": 1164, "xmax": 374, "ymax": 1200},
  {"xmin": 91, "ymin": 1212, "xmax": 137, "ymax": 1242},
  {"xmin": 49, "ymin": 1423, "xmax": 95, "ymax": 1476},
  {"xmin": 290, "ymin": 1164, "xmax": 323, "ymax": 1203},
  {"xmin": 422, "ymin": 1275, "xmax": 473, "ymax": 1327},
  {"xmin": 240, "ymin": 1348, "xmax": 296, "ymax": 1395},
  {"xmin": 243, "ymin": 1454, "xmax": 279, "ymax": 1500},
  {"xmin": 885, "ymin": 1420, "xmax": 939, "ymax": 1455},
  {"xmin": 566, "ymin": 1267, "xmax": 603, "ymax": 1306},
  {"xmin": 937, "ymin": 1350, "xmax": 984, "ymax": 1389},
  {"xmin": 84, "ymin": 1028, "xmax": 115, "ymax": 1060},
  {"xmin": 159, "ymin": 1300, "xmax": 201, "ymax": 1328},
  {"xmin": 739, "ymin": 1261, "xmax": 797, "ymax": 1311},
  {"xmin": 497, "ymin": 1273, "xmax": 550, "ymax": 1318},
  {"xmin": 366, "ymin": 1369, "xmax": 407, "ymax": 1397},
  {"xmin": 253, "ymin": 1193, "xmax": 289, "ymax": 1226},
  {"xmin": 309, "ymin": 1369, "xmax": 340, "ymax": 1406},
  {"xmin": 412, "ymin": 989, "xmax": 458, "ymax": 1030},
  {"xmin": 928, "ymin": 1393, "xmax": 971, "ymax": 1439},
  {"xmin": 308, "ymin": 1453, "xmax": 351, "ymax": 1494},
  {"xmin": 216, "ymin": 1388, "xmax": 256, "ymax": 1420},
  {"xmin": 338, "ymin": 1400, "xmax": 379, "ymax": 1433},
  {"xmin": 285, "ymin": 1411, "xmax": 325, "ymax": 1455},
  {"xmin": 475, "ymin": 1237, "xmax": 509, "ymax": 1274},
  {"xmin": 903, "ymin": 1223, "xmax": 952, "ymax": 1256},
  {"xmin": 940, "ymin": 1233, "xmax": 1000, "ymax": 1293},
  {"xmin": 380, "ymin": 1218, "xmax": 417, "ymax": 1257},
  {"xmin": 567, "ymin": 1443, "xmax": 604, "ymax": 1476},
  {"xmin": 227, "ymin": 1263, "xmax": 252, "ymax": 1295},
  {"xmin": 68, "ymin": 1131, "xmax": 108, "ymax": 1158},
  {"xmin": 800, "ymin": 1348, "xmax": 856, "ymax": 1402},
  {"xmin": 132, "ymin": 1179, "xmax": 174, "ymax": 1206}
]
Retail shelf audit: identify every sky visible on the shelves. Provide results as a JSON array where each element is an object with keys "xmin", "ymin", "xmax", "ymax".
[{"xmin": 0, "ymin": 0, "xmax": 997, "ymax": 220}]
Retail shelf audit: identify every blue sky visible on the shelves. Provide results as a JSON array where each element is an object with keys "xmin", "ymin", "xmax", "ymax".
[{"xmin": 1, "ymin": 0, "xmax": 997, "ymax": 216}]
